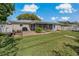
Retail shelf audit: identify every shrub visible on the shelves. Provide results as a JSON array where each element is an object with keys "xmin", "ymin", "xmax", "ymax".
[{"xmin": 35, "ymin": 27, "xmax": 43, "ymax": 33}]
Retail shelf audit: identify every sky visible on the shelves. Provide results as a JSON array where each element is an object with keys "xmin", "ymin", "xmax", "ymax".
[{"xmin": 8, "ymin": 3, "xmax": 79, "ymax": 22}]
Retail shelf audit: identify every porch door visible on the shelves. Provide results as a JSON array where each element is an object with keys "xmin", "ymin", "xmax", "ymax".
[{"xmin": 30, "ymin": 24, "xmax": 35, "ymax": 31}]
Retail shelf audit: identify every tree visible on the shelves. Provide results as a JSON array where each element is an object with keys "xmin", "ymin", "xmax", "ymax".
[
  {"xmin": 0, "ymin": 3, "xmax": 19, "ymax": 56},
  {"xmin": 0, "ymin": 3, "xmax": 15, "ymax": 33},
  {"xmin": 0, "ymin": 3, "xmax": 15, "ymax": 22},
  {"xmin": 16, "ymin": 13, "xmax": 41, "ymax": 21},
  {"xmin": 58, "ymin": 21, "xmax": 71, "ymax": 26}
]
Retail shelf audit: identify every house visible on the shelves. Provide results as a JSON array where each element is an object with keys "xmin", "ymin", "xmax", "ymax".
[
  {"xmin": 0, "ymin": 20, "xmax": 79, "ymax": 33},
  {"xmin": 0, "ymin": 20, "xmax": 56, "ymax": 33},
  {"xmin": 60, "ymin": 23, "xmax": 79, "ymax": 31}
]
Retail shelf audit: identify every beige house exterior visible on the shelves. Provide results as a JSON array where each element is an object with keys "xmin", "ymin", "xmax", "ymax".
[{"xmin": 0, "ymin": 20, "xmax": 79, "ymax": 33}]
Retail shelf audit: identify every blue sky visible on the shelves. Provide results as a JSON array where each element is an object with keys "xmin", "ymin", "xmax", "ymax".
[{"xmin": 8, "ymin": 3, "xmax": 79, "ymax": 22}]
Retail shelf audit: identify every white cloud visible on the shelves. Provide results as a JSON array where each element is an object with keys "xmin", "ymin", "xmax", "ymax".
[
  {"xmin": 37, "ymin": 15, "xmax": 44, "ymax": 20},
  {"xmin": 56, "ymin": 3, "xmax": 76, "ymax": 13},
  {"xmin": 61, "ymin": 17, "xmax": 70, "ymax": 21},
  {"xmin": 51, "ymin": 16, "xmax": 70, "ymax": 22},
  {"xmin": 56, "ymin": 3, "xmax": 72, "ymax": 10},
  {"xmin": 22, "ymin": 4, "xmax": 39, "ymax": 12},
  {"xmin": 51, "ymin": 17, "xmax": 58, "ymax": 21},
  {"xmin": 59, "ymin": 10, "xmax": 64, "ymax": 13}
]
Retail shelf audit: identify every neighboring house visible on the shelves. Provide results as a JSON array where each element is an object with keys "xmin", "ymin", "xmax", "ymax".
[
  {"xmin": 61, "ymin": 24, "xmax": 79, "ymax": 31},
  {"xmin": 0, "ymin": 20, "xmax": 79, "ymax": 33}
]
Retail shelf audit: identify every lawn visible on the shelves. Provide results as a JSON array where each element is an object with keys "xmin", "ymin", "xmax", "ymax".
[{"xmin": 16, "ymin": 31, "xmax": 79, "ymax": 56}]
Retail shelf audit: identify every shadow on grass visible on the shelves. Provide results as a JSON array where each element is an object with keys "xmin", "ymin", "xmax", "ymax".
[
  {"xmin": 64, "ymin": 37, "xmax": 79, "ymax": 55},
  {"xmin": 65, "ymin": 44, "xmax": 79, "ymax": 55}
]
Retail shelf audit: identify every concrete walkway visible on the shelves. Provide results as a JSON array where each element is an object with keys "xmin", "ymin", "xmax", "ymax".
[{"xmin": 14, "ymin": 31, "xmax": 52, "ymax": 37}]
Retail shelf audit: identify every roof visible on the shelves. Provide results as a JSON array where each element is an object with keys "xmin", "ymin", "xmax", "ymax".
[
  {"xmin": 9, "ymin": 20, "xmax": 37, "ymax": 24},
  {"xmin": 2, "ymin": 20, "xmax": 79, "ymax": 25},
  {"xmin": 8, "ymin": 20, "xmax": 56, "ymax": 24}
]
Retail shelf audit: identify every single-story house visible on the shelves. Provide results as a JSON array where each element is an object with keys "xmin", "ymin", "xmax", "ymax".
[
  {"xmin": 0, "ymin": 20, "xmax": 56, "ymax": 33},
  {"xmin": 0, "ymin": 20, "xmax": 79, "ymax": 33}
]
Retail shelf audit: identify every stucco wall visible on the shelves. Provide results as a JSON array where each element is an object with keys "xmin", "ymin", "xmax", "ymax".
[
  {"xmin": 0, "ymin": 24, "xmax": 13, "ymax": 33},
  {"xmin": 12, "ymin": 24, "xmax": 22, "ymax": 31},
  {"xmin": 0, "ymin": 24, "xmax": 31, "ymax": 33},
  {"xmin": 55, "ymin": 25, "xmax": 62, "ymax": 31},
  {"xmin": 0, "ymin": 23, "xmax": 79, "ymax": 33}
]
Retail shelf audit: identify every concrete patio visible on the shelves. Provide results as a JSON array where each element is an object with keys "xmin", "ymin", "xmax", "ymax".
[{"xmin": 14, "ymin": 31, "xmax": 52, "ymax": 37}]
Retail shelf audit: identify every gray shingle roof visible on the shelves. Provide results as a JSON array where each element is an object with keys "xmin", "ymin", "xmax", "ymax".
[{"xmin": 8, "ymin": 20, "xmax": 56, "ymax": 24}]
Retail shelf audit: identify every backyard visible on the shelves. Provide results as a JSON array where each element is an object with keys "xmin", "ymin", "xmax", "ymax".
[
  {"xmin": 16, "ymin": 31, "xmax": 79, "ymax": 56},
  {"xmin": 0, "ymin": 3, "xmax": 79, "ymax": 56}
]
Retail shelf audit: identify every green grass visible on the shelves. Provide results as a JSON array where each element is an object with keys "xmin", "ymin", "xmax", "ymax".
[{"xmin": 16, "ymin": 31, "xmax": 79, "ymax": 56}]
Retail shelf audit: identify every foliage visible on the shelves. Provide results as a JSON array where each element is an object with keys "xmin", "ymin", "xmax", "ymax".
[
  {"xmin": 0, "ymin": 3, "xmax": 19, "ymax": 56},
  {"xmin": 58, "ymin": 21, "xmax": 72, "ymax": 26},
  {"xmin": 0, "ymin": 33, "xmax": 6, "ymax": 36},
  {"xmin": 0, "ymin": 35, "xmax": 19, "ymax": 56},
  {"xmin": 16, "ymin": 14, "xmax": 41, "ymax": 21},
  {"xmin": 0, "ymin": 3, "xmax": 15, "ymax": 22},
  {"xmin": 35, "ymin": 27, "xmax": 43, "ymax": 33}
]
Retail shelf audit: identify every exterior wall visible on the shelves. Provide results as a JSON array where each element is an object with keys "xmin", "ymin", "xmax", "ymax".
[
  {"xmin": 0, "ymin": 24, "xmax": 31, "ymax": 33},
  {"xmin": 12, "ymin": 24, "xmax": 22, "ymax": 31},
  {"xmin": 31, "ymin": 24, "xmax": 53, "ymax": 31},
  {"xmin": 5, "ymin": 24, "xmax": 13, "ymax": 33},
  {"xmin": 61, "ymin": 25, "xmax": 79, "ymax": 31},
  {"xmin": 61, "ymin": 26, "xmax": 72, "ymax": 30},
  {"xmin": 12, "ymin": 24, "xmax": 31, "ymax": 31},
  {"xmin": 0, "ymin": 24, "xmax": 13, "ymax": 33},
  {"xmin": 71, "ymin": 25, "xmax": 79, "ymax": 31},
  {"xmin": 22, "ymin": 24, "xmax": 31, "ymax": 31},
  {"xmin": 0, "ymin": 25, "xmax": 3, "ymax": 32},
  {"xmin": 0, "ymin": 23, "xmax": 79, "ymax": 33},
  {"xmin": 55, "ymin": 25, "xmax": 62, "ymax": 31}
]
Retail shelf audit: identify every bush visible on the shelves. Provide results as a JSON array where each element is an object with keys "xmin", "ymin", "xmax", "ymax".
[{"xmin": 35, "ymin": 27, "xmax": 43, "ymax": 33}]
